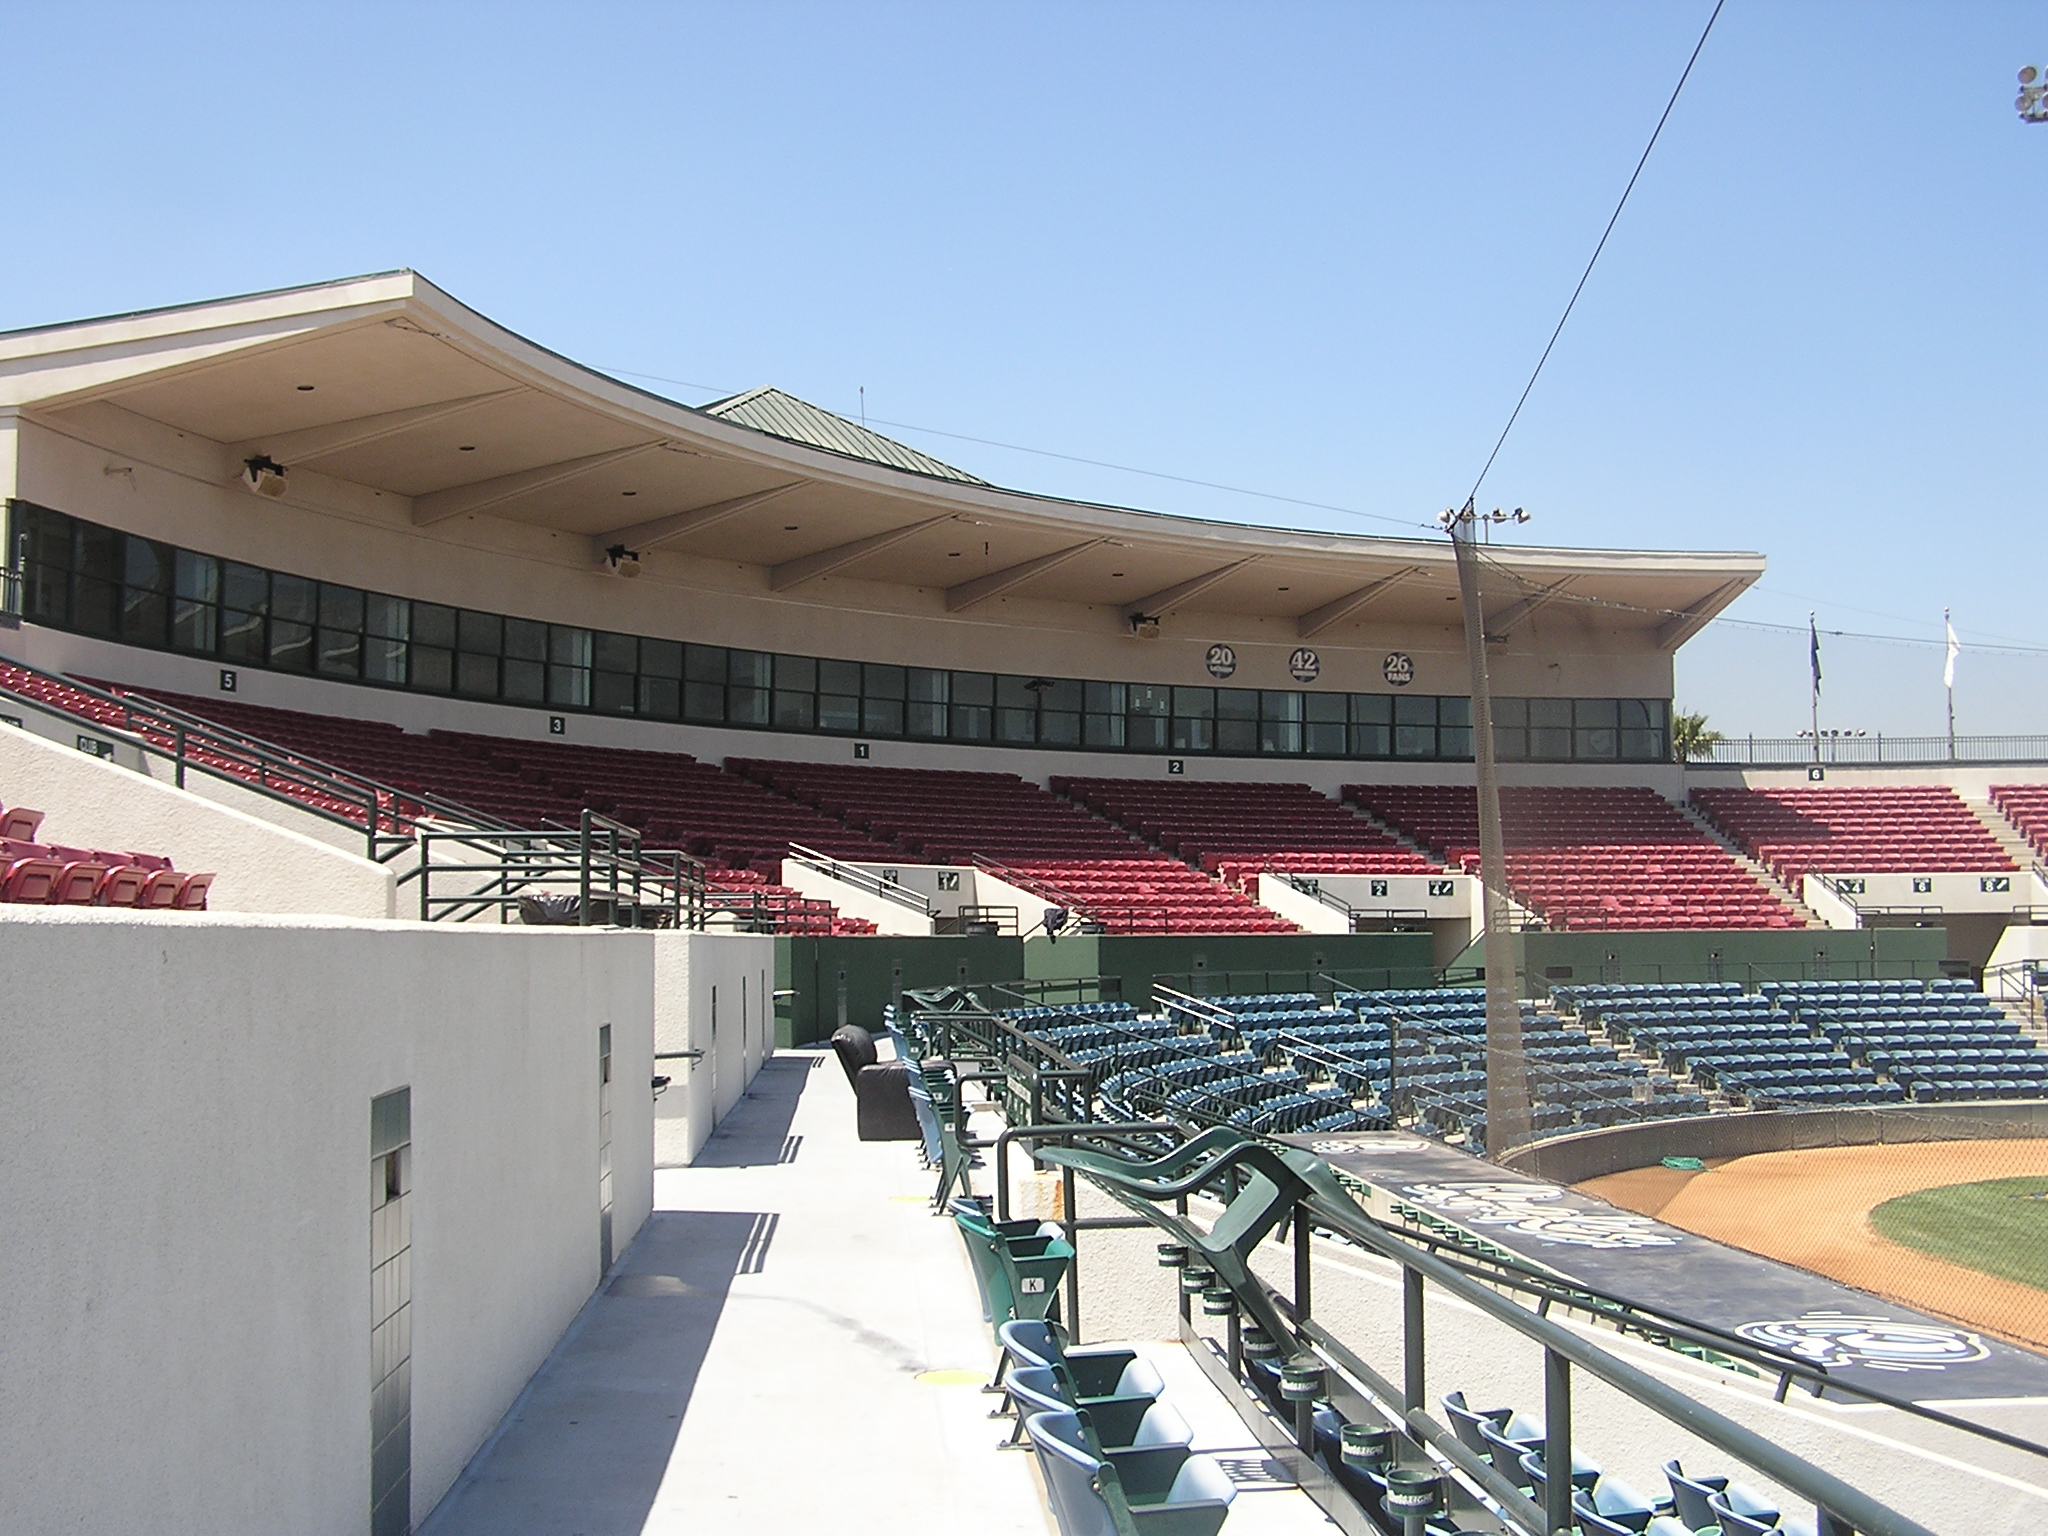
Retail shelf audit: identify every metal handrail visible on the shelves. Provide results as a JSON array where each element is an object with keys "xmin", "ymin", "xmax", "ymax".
[
  {"xmin": 1062, "ymin": 1131, "xmax": 1945, "ymax": 1536},
  {"xmin": 783, "ymin": 843, "xmax": 934, "ymax": 915},
  {"xmin": 1702, "ymin": 732, "xmax": 2048, "ymax": 767},
  {"xmin": 945, "ymin": 1005, "xmax": 1991, "ymax": 1469},
  {"xmin": 0, "ymin": 656, "xmax": 508, "ymax": 858},
  {"xmin": 1276, "ymin": 872, "xmax": 1432, "ymax": 929}
]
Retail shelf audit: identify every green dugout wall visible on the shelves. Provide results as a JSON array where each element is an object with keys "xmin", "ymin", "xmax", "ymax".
[
  {"xmin": 771, "ymin": 927, "xmax": 1954, "ymax": 1044},
  {"xmin": 1508, "ymin": 927, "xmax": 1952, "ymax": 995},
  {"xmin": 775, "ymin": 931, "xmax": 1436, "ymax": 1043},
  {"xmin": 1024, "ymin": 932, "xmax": 1434, "ymax": 1012},
  {"xmin": 777, "ymin": 934, "xmax": 1026, "ymax": 1046}
]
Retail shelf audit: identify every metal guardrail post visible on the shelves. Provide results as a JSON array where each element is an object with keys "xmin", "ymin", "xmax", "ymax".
[
  {"xmin": 578, "ymin": 809, "xmax": 593, "ymax": 927},
  {"xmin": 1402, "ymin": 1266, "xmax": 1425, "ymax": 1428},
  {"xmin": 1544, "ymin": 1347, "xmax": 1572, "ymax": 1536},
  {"xmin": 1063, "ymin": 1163, "xmax": 1080, "ymax": 1340}
]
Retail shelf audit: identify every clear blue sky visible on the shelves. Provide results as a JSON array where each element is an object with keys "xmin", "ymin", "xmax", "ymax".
[{"xmin": 5, "ymin": 3, "xmax": 2042, "ymax": 738}]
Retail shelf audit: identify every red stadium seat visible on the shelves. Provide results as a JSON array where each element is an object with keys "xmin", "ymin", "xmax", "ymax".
[
  {"xmin": 96, "ymin": 865, "xmax": 150, "ymax": 907},
  {"xmin": 0, "ymin": 805, "xmax": 45, "ymax": 841},
  {"xmin": 48, "ymin": 860, "xmax": 110, "ymax": 905},
  {"xmin": 2, "ymin": 857, "xmax": 63, "ymax": 903}
]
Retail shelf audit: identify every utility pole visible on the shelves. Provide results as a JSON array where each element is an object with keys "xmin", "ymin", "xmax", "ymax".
[{"xmin": 1442, "ymin": 501, "xmax": 1532, "ymax": 1155}]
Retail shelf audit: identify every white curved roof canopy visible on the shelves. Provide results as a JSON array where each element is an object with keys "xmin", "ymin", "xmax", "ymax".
[{"xmin": 0, "ymin": 270, "xmax": 1760, "ymax": 651}]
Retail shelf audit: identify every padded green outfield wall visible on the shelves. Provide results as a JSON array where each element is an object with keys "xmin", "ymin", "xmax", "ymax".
[
  {"xmin": 1508, "ymin": 927, "xmax": 1951, "ymax": 996},
  {"xmin": 1025, "ymin": 932, "xmax": 1436, "ymax": 1011},
  {"xmin": 776, "ymin": 934, "xmax": 1025, "ymax": 1046}
]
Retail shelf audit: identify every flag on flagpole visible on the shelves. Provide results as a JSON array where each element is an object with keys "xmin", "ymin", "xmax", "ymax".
[
  {"xmin": 1944, "ymin": 613, "xmax": 1961, "ymax": 691},
  {"xmin": 1809, "ymin": 613, "xmax": 1822, "ymax": 700}
]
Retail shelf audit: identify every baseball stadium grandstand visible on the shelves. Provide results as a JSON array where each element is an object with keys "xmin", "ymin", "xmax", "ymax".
[{"xmin": 5, "ymin": 273, "xmax": 2046, "ymax": 1536}]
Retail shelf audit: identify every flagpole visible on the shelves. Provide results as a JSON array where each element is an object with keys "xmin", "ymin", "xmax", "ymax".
[
  {"xmin": 1809, "ymin": 612, "xmax": 1821, "ymax": 764},
  {"xmin": 1945, "ymin": 608, "xmax": 1957, "ymax": 762}
]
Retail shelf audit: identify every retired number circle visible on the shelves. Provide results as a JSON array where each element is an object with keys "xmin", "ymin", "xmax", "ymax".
[{"xmin": 1383, "ymin": 652, "xmax": 1414, "ymax": 687}]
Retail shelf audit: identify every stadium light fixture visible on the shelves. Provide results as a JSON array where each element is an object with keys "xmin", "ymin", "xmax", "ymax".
[
  {"xmin": 2020, "ymin": 65, "xmax": 2048, "ymax": 123},
  {"xmin": 241, "ymin": 454, "xmax": 288, "ymax": 499}
]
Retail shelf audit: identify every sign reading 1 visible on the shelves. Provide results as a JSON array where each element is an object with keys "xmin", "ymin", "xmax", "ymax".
[{"xmin": 1205, "ymin": 644, "xmax": 1237, "ymax": 679}]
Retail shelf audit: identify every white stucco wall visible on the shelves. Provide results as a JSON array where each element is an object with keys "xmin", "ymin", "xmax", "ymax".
[
  {"xmin": 0, "ymin": 714, "xmax": 396, "ymax": 917},
  {"xmin": 0, "ymin": 908, "xmax": 656, "ymax": 1536},
  {"xmin": 778, "ymin": 856, "xmax": 935, "ymax": 934},
  {"xmin": 651, "ymin": 929, "xmax": 777, "ymax": 1166},
  {"xmin": 4, "ymin": 407, "xmax": 1676, "ymax": 720}
]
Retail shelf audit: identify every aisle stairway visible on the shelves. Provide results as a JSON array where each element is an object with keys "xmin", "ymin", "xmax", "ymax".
[{"xmin": 1674, "ymin": 799, "xmax": 1825, "ymax": 928}]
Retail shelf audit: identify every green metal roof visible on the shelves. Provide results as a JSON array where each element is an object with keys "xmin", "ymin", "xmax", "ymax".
[{"xmin": 699, "ymin": 385, "xmax": 987, "ymax": 485}]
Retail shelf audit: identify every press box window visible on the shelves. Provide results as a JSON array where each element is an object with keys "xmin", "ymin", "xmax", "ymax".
[
  {"xmin": 862, "ymin": 663, "xmax": 905, "ymax": 736},
  {"xmin": 172, "ymin": 550, "xmax": 220, "ymax": 653},
  {"xmin": 1528, "ymin": 697, "xmax": 1573, "ymax": 760},
  {"xmin": 1305, "ymin": 692, "xmax": 1346, "ymax": 756},
  {"xmin": 220, "ymin": 562, "xmax": 270, "ymax": 665},
  {"xmin": 773, "ymin": 653, "xmax": 816, "ymax": 731},
  {"xmin": 1350, "ymin": 695, "xmax": 1392, "ymax": 758},
  {"xmin": 818, "ymin": 658, "xmax": 860, "ymax": 733},
  {"xmin": 592, "ymin": 631, "xmax": 637, "ymax": 714},
  {"xmin": 455, "ymin": 610, "xmax": 502, "ymax": 698},
  {"xmin": 906, "ymin": 668, "xmax": 947, "ymax": 738},
  {"xmin": 1437, "ymin": 696, "xmax": 1472, "ymax": 760},
  {"xmin": 121, "ymin": 536, "xmax": 172, "ymax": 647},
  {"xmin": 317, "ymin": 583, "xmax": 366, "ymax": 679},
  {"xmin": 501, "ymin": 618, "xmax": 549, "ymax": 704},
  {"xmin": 639, "ymin": 638, "xmax": 683, "ymax": 720},
  {"xmin": 71, "ymin": 521, "xmax": 122, "ymax": 638},
  {"xmin": 1037, "ymin": 677, "xmax": 1082, "ymax": 748},
  {"xmin": 548, "ymin": 626, "xmax": 593, "ymax": 709},
  {"xmin": 364, "ymin": 594, "xmax": 409, "ymax": 685},
  {"xmin": 1574, "ymin": 697, "xmax": 1619, "ymax": 760},
  {"xmin": 949, "ymin": 672, "xmax": 993, "ymax": 742},
  {"xmin": 408, "ymin": 603, "xmax": 456, "ymax": 693}
]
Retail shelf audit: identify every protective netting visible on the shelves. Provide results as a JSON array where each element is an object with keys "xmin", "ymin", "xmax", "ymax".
[{"xmin": 1580, "ymin": 1112, "xmax": 2048, "ymax": 1351}]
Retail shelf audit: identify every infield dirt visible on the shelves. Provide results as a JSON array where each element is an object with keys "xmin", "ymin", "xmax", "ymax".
[{"xmin": 1579, "ymin": 1139, "xmax": 2048, "ymax": 1352}]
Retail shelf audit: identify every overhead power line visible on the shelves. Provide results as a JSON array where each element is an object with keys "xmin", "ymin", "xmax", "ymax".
[
  {"xmin": 1465, "ymin": 0, "xmax": 1726, "ymax": 508},
  {"xmin": 595, "ymin": 362, "xmax": 1433, "ymax": 533}
]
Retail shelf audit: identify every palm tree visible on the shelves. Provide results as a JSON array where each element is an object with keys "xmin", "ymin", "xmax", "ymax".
[{"xmin": 1671, "ymin": 710, "xmax": 1723, "ymax": 762}]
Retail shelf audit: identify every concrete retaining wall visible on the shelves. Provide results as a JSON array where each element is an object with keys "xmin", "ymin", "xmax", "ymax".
[{"xmin": 1500, "ymin": 1100, "xmax": 2048, "ymax": 1185}]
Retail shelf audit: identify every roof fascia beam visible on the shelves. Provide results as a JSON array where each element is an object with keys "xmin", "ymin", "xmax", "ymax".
[
  {"xmin": 411, "ymin": 441, "xmax": 666, "ymax": 526},
  {"xmin": 769, "ymin": 515, "xmax": 952, "ymax": 591},
  {"xmin": 596, "ymin": 481, "xmax": 807, "ymax": 554},
  {"xmin": 1295, "ymin": 565, "xmax": 1422, "ymax": 639},
  {"xmin": 1654, "ymin": 578, "xmax": 1747, "ymax": 649},
  {"xmin": 229, "ymin": 389, "xmax": 521, "ymax": 465},
  {"xmin": 1120, "ymin": 556, "xmax": 1264, "ymax": 621},
  {"xmin": 1484, "ymin": 575, "xmax": 1579, "ymax": 637},
  {"xmin": 945, "ymin": 538, "xmax": 1108, "ymax": 612}
]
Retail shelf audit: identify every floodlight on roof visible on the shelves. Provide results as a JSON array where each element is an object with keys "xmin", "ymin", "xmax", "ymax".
[
  {"xmin": 241, "ymin": 454, "xmax": 288, "ymax": 499},
  {"xmin": 2021, "ymin": 65, "xmax": 2048, "ymax": 122}
]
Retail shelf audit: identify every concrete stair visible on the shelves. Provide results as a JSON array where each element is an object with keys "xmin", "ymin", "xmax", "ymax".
[
  {"xmin": 1675, "ymin": 798, "xmax": 1827, "ymax": 928},
  {"xmin": 1342, "ymin": 798, "xmax": 1542, "ymax": 928},
  {"xmin": 1963, "ymin": 794, "xmax": 2043, "ymax": 877}
]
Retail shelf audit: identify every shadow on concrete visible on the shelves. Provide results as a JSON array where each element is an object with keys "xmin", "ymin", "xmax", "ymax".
[
  {"xmin": 418, "ymin": 1205, "xmax": 766, "ymax": 1535},
  {"xmin": 690, "ymin": 1053, "xmax": 825, "ymax": 1168}
]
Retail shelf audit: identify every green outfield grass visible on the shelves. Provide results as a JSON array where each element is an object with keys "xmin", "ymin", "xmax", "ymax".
[{"xmin": 1869, "ymin": 1177, "xmax": 2048, "ymax": 1293}]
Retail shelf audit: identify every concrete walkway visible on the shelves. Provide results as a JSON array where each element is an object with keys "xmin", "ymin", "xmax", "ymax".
[{"xmin": 420, "ymin": 1051, "xmax": 1054, "ymax": 1536}]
